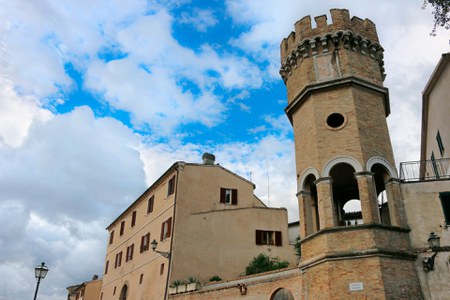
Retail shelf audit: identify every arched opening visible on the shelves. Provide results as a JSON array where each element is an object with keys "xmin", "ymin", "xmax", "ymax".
[
  {"xmin": 119, "ymin": 285, "xmax": 128, "ymax": 300},
  {"xmin": 330, "ymin": 163, "xmax": 360, "ymax": 226},
  {"xmin": 271, "ymin": 288, "xmax": 294, "ymax": 300},
  {"xmin": 304, "ymin": 174, "xmax": 319, "ymax": 235},
  {"xmin": 343, "ymin": 199, "xmax": 363, "ymax": 225},
  {"xmin": 371, "ymin": 164, "xmax": 391, "ymax": 225}
]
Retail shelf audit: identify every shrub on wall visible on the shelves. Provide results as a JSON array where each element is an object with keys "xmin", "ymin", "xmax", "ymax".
[{"xmin": 245, "ymin": 253, "xmax": 289, "ymax": 276}]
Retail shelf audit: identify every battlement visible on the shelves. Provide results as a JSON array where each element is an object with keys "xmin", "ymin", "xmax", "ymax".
[
  {"xmin": 280, "ymin": 9, "xmax": 385, "ymax": 83},
  {"xmin": 281, "ymin": 9, "xmax": 378, "ymax": 57}
]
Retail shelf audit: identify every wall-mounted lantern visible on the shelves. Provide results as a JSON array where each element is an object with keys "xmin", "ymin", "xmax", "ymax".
[
  {"xmin": 423, "ymin": 232, "xmax": 440, "ymax": 272},
  {"xmin": 151, "ymin": 239, "xmax": 171, "ymax": 259}
]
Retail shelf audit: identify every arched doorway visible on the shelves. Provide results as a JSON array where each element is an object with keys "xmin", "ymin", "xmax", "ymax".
[
  {"xmin": 271, "ymin": 288, "xmax": 294, "ymax": 300},
  {"xmin": 371, "ymin": 164, "xmax": 392, "ymax": 225},
  {"xmin": 119, "ymin": 284, "xmax": 128, "ymax": 300},
  {"xmin": 330, "ymin": 163, "xmax": 360, "ymax": 226},
  {"xmin": 303, "ymin": 173, "xmax": 319, "ymax": 234}
]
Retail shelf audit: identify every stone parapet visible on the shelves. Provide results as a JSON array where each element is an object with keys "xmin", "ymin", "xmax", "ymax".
[{"xmin": 280, "ymin": 9, "xmax": 385, "ymax": 90}]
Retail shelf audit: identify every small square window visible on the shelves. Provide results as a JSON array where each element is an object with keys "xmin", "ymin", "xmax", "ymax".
[{"xmin": 220, "ymin": 188, "xmax": 238, "ymax": 205}]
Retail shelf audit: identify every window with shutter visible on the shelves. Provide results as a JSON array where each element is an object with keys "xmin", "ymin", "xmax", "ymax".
[
  {"xmin": 147, "ymin": 196, "xmax": 154, "ymax": 214},
  {"xmin": 167, "ymin": 176, "xmax": 176, "ymax": 196},
  {"xmin": 126, "ymin": 244, "xmax": 134, "ymax": 262},
  {"xmin": 220, "ymin": 188, "xmax": 238, "ymax": 205},
  {"xmin": 256, "ymin": 230, "xmax": 262, "ymax": 245},
  {"xmin": 109, "ymin": 231, "xmax": 114, "ymax": 244},
  {"xmin": 140, "ymin": 233, "xmax": 150, "ymax": 252},
  {"xmin": 120, "ymin": 221, "xmax": 125, "ymax": 236},
  {"xmin": 275, "ymin": 231, "xmax": 282, "ymax": 246},
  {"xmin": 131, "ymin": 211, "xmax": 137, "ymax": 227},
  {"xmin": 160, "ymin": 218, "xmax": 172, "ymax": 241},
  {"xmin": 232, "ymin": 189, "xmax": 238, "ymax": 205},
  {"xmin": 256, "ymin": 230, "xmax": 282, "ymax": 246}
]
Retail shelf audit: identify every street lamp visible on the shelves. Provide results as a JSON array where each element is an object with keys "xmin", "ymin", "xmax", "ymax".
[
  {"xmin": 33, "ymin": 262, "xmax": 49, "ymax": 300},
  {"xmin": 423, "ymin": 232, "xmax": 440, "ymax": 272},
  {"xmin": 151, "ymin": 239, "xmax": 171, "ymax": 258}
]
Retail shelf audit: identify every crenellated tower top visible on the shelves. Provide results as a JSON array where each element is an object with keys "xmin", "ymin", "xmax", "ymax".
[{"xmin": 280, "ymin": 9, "xmax": 386, "ymax": 105}]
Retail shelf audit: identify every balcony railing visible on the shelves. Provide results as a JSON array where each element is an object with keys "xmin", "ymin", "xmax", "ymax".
[{"xmin": 399, "ymin": 158, "xmax": 450, "ymax": 182}]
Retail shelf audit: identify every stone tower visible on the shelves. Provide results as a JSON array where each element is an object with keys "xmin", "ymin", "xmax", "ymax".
[{"xmin": 281, "ymin": 9, "xmax": 423, "ymax": 299}]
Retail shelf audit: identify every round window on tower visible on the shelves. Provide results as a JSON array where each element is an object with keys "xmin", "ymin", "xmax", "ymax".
[{"xmin": 326, "ymin": 113, "xmax": 346, "ymax": 130}]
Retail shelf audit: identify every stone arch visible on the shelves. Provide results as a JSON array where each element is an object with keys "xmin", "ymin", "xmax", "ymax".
[
  {"xmin": 119, "ymin": 284, "xmax": 128, "ymax": 300},
  {"xmin": 329, "ymin": 162, "xmax": 360, "ymax": 226},
  {"xmin": 323, "ymin": 156, "xmax": 363, "ymax": 177},
  {"xmin": 270, "ymin": 288, "xmax": 295, "ymax": 300},
  {"xmin": 370, "ymin": 162, "xmax": 394, "ymax": 225},
  {"xmin": 299, "ymin": 167, "xmax": 320, "ymax": 191},
  {"xmin": 366, "ymin": 156, "xmax": 397, "ymax": 178},
  {"xmin": 300, "ymin": 171, "xmax": 320, "ymax": 236}
]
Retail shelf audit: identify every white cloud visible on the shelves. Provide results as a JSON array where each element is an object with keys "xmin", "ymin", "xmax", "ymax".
[
  {"xmin": 0, "ymin": 107, "xmax": 147, "ymax": 299},
  {"xmin": 179, "ymin": 8, "xmax": 218, "ymax": 32},
  {"xmin": 0, "ymin": 79, "xmax": 52, "ymax": 147}
]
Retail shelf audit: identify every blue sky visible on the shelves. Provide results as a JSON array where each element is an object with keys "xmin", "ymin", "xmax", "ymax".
[{"xmin": 0, "ymin": 1, "xmax": 448, "ymax": 299}]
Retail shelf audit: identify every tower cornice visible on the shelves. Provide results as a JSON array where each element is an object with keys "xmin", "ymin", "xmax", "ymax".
[{"xmin": 284, "ymin": 76, "xmax": 390, "ymax": 124}]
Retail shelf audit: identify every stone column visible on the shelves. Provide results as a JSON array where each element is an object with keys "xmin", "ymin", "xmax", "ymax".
[
  {"xmin": 314, "ymin": 177, "xmax": 336, "ymax": 228},
  {"xmin": 297, "ymin": 191, "xmax": 311, "ymax": 238},
  {"xmin": 385, "ymin": 178, "xmax": 408, "ymax": 227},
  {"xmin": 355, "ymin": 172, "xmax": 381, "ymax": 224}
]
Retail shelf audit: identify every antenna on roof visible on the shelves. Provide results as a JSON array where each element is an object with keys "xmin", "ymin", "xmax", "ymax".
[
  {"xmin": 266, "ymin": 159, "xmax": 270, "ymax": 206},
  {"xmin": 248, "ymin": 171, "xmax": 252, "ymax": 182}
]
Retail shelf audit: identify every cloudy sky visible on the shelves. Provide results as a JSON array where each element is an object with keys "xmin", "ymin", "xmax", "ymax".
[{"xmin": 0, "ymin": 0, "xmax": 448, "ymax": 299}]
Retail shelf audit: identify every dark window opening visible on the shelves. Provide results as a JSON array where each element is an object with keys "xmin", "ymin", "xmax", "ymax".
[
  {"xmin": 440, "ymin": 192, "xmax": 450, "ymax": 226},
  {"xmin": 131, "ymin": 211, "xmax": 137, "ymax": 227},
  {"xmin": 326, "ymin": 113, "xmax": 345, "ymax": 128},
  {"xmin": 160, "ymin": 217, "xmax": 172, "ymax": 241},
  {"xmin": 255, "ymin": 230, "xmax": 282, "ymax": 246},
  {"xmin": 147, "ymin": 196, "xmax": 154, "ymax": 214},
  {"xmin": 109, "ymin": 231, "xmax": 114, "ymax": 244},
  {"xmin": 120, "ymin": 221, "xmax": 125, "ymax": 236},
  {"xmin": 220, "ymin": 188, "xmax": 238, "ymax": 205},
  {"xmin": 167, "ymin": 176, "xmax": 176, "ymax": 196},
  {"xmin": 140, "ymin": 233, "xmax": 150, "ymax": 253}
]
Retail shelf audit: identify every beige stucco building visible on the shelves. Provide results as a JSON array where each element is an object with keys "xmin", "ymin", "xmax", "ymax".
[
  {"xmin": 99, "ymin": 153, "xmax": 295, "ymax": 300},
  {"xmin": 421, "ymin": 53, "xmax": 450, "ymax": 165},
  {"xmin": 67, "ymin": 276, "xmax": 102, "ymax": 300}
]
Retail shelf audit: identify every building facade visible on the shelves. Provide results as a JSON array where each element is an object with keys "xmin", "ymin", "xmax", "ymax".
[
  {"xmin": 100, "ymin": 154, "xmax": 295, "ymax": 300},
  {"xmin": 67, "ymin": 276, "xmax": 102, "ymax": 300},
  {"xmin": 420, "ymin": 53, "xmax": 450, "ymax": 166}
]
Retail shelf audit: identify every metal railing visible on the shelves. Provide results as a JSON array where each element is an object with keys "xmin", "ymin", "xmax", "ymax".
[{"xmin": 399, "ymin": 157, "xmax": 450, "ymax": 182}]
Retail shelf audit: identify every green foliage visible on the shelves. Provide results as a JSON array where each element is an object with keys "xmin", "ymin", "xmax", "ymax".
[
  {"xmin": 209, "ymin": 276, "xmax": 222, "ymax": 282},
  {"xmin": 187, "ymin": 276, "xmax": 198, "ymax": 284},
  {"xmin": 423, "ymin": 0, "xmax": 450, "ymax": 35},
  {"xmin": 245, "ymin": 253, "xmax": 289, "ymax": 276},
  {"xmin": 294, "ymin": 236, "xmax": 301, "ymax": 257},
  {"xmin": 170, "ymin": 280, "xmax": 183, "ymax": 288}
]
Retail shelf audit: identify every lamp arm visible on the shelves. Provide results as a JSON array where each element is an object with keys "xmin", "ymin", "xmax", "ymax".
[{"xmin": 155, "ymin": 249, "xmax": 171, "ymax": 259}]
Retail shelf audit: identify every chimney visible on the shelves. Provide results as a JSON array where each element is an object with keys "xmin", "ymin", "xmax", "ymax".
[{"xmin": 202, "ymin": 153, "xmax": 215, "ymax": 165}]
